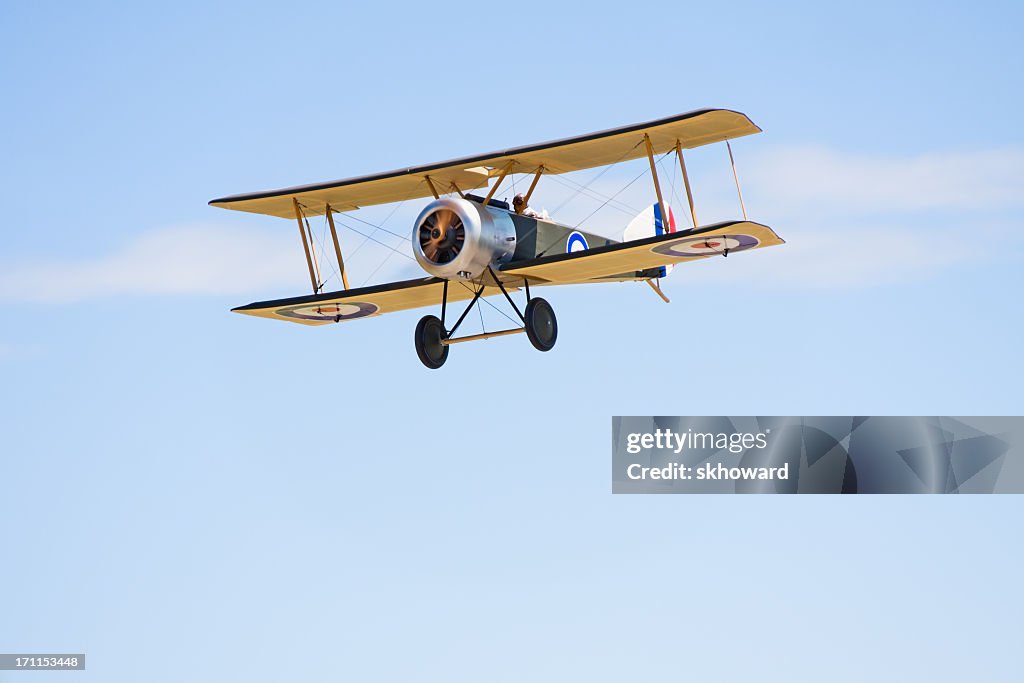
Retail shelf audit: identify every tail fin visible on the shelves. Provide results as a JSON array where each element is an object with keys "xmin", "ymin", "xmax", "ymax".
[{"xmin": 623, "ymin": 203, "xmax": 676, "ymax": 277}]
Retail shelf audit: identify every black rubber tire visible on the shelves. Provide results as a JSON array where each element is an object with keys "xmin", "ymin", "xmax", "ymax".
[
  {"xmin": 524, "ymin": 297, "xmax": 558, "ymax": 352},
  {"xmin": 414, "ymin": 315, "xmax": 449, "ymax": 369}
]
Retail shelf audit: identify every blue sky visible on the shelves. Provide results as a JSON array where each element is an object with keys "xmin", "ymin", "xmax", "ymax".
[{"xmin": 2, "ymin": 1, "xmax": 1023, "ymax": 681}]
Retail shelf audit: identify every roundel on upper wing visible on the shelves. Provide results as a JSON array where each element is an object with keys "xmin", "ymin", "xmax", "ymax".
[
  {"xmin": 567, "ymin": 231, "xmax": 589, "ymax": 253},
  {"xmin": 651, "ymin": 233, "xmax": 760, "ymax": 258},
  {"xmin": 277, "ymin": 301, "xmax": 380, "ymax": 322}
]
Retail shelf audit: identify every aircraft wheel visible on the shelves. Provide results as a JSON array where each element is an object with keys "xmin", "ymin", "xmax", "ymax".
[
  {"xmin": 414, "ymin": 315, "xmax": 449, "ymax": 369},
  {"xmin": 524, "ymin": 297, "xmax": 557, "ymax": 352}
]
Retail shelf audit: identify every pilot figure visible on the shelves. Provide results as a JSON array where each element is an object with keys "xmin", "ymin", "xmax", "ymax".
[{"xmin": 513, "ymin": 193, "xmax": 546, "ymax": 219}]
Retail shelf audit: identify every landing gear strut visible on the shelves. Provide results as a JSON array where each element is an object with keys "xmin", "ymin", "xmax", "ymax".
[{"xmin": 413, "ymin": 274, "xmax": 558, "ymax": 369}]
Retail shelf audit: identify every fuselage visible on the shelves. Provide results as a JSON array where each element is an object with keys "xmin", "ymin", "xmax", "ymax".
[{"xmin": 411, "ymin": 193, "xmax": 615, "ymax": 281}]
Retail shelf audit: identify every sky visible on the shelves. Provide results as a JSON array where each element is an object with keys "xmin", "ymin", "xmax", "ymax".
[{"xmin": 1, "ymin": 1, "xmax": 1023, "ymax": 681}]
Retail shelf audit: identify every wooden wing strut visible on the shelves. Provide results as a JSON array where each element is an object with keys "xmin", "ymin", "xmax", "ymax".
[{"xmin": 293, "ymin": 198, "xmax": 319, "ymax": 294}]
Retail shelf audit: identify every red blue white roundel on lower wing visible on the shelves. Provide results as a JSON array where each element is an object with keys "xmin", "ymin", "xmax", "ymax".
[
  {"xmin": 277, "ymin": 301, "xmax": 380, "ymax": 322},
  {"xmin": 651, "ymin": 233, "xmax": 760, "ymax": 258}
]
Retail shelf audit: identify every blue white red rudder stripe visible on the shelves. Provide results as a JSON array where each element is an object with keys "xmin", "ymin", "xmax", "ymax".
[{"xmin": 623, "ymin": 203, "xmax": 676, "ymax": 277}]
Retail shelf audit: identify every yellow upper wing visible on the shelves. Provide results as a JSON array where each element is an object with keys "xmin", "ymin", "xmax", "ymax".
[{"xmin": 209, "ymin": 109, "xmax": 760, "ymax": 219}]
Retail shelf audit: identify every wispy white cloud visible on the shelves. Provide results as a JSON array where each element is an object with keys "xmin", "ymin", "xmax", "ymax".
[
  {"xmin": 729, "ymin": 145, "xmax": 1024, "ymax": 287},
  {"xmin": 746, "ymin": 145, "xmax": 1024, "ymax": 214},
  {"xmin": 675, "ymin": 224, "xmax": 998, "ymax": 289},
  {"xmin": 538, "ymin": 145, "xmax": 1023, "ymax": 287},
  {"xmin": 523, "ymin": 144, "xmax": 1024, "ymax": 226},
  {"xmin": 0, "ymin": 224, "xmax": 313, "ymax": 303},
  {"xmin": 1, "ymin": 146, "xmax": 1020, "ymax": 302}
]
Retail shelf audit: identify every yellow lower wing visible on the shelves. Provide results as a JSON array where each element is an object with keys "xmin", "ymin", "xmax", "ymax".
[
  {"xmin": 233, "ymin": 277, "xmax": 514, "ymax": 326},
  {"xmin": 234, "ymin": 221, "xmax": 782, "ymax": 326},
  {"xmin": 500, "ymin": 221, "xmax": 783, "ymax": 284}
]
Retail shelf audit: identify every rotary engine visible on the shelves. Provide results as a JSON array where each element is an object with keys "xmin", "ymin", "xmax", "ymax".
[{"xmin": 412, "ymin": 197, "xmax": 517, "ymax": 279}]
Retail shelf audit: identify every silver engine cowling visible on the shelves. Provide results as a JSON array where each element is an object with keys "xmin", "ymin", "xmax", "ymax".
[{"xmin": 412, "ymin": 197, "xmax": 517, "ymax": 279}]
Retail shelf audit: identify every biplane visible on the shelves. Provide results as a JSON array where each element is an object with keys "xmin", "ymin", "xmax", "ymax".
[{"xmin": 210, "ymin": 108, "xmax": 784, "ymax": 368}]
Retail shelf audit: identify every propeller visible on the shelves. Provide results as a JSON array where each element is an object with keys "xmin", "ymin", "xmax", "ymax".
[{"xmin": 419, "ymin": 208, "xmax": 465, "ymax": 264}]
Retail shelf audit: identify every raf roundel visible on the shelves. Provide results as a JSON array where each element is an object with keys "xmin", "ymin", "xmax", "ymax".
[
  {"xmin": 652, "ymin": 233, "xmax": 760, "ymax": 258},
  {"xmin": 566, "ymin": 231, "xmax": 589, "ymax": 253},
  {"xmin": 277, "ymin": 301, "xmax": 380, "ymax": 322}
]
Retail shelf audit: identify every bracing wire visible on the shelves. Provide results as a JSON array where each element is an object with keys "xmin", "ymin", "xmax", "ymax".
[
  {"xmin": 329, "ymin": 214, "xmax": 416, "ymax": 263},
  {"xmin": 359, "ymin": 248, "xmax": 397, "ymax": 288},
  {"xmin": 661, "ymin": 153, "xmax": 684, "ymax": 228},
  {"xmin": 349, "ymin": 202, "xmax": 418, "ymax": 287},
  {"xmin": 452, "ymin": 279, "xmax": 520, "ymax": 327},
  {"xmin": 312, "ymin": 219, "xmax": 342, "ymax": 287},
  {"xmin": 549, "ymin": 139, "xmax": 644, "ymax": 215},
  {"xmin": 544, "ymin": 173, "xmax": 639, "ymax": 216},
  {"xmin": 533, "ymin": 149, "xmax": 674, "ymax": 257},
  {"xmin": 294, "ymin": 200, "xmax": 416, "ymax": 296},
  {"xmin": 476, "ymin": 293, "xmax": 486, "ymax": 333},
  {"xmin": 295, "ymin": 207, "xmax": 327, "ymax": 292},
  {"xmin": 343, "ymin": 206, "xmax": 410, "ymax": 243},
  {"xmin": 572, "ymin": 161, "xmax": 657, "ymax": 229}
]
